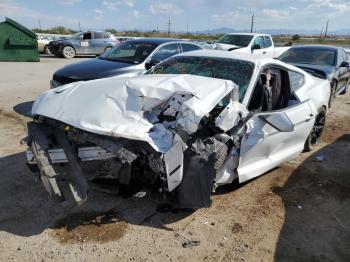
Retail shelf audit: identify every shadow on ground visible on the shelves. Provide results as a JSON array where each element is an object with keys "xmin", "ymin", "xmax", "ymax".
[
  {"xmin": 0, "ymin": 150, "xmax": 193, "ymax": 239},
  {"xmin": 274, "ymin": 135, "xmax": 350, "ymax": 261}
]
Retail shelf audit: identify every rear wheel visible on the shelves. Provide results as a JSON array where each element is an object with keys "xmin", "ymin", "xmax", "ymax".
[
  {"xmin": 340, "ymin": 79, "xmax": 349, "ymax": 95},
  {"xmin": 62, "ymin": 46, "xmax": 76, "ymax": 59},
  {"xmin": 304, "ymin": 107, "xmax": 326, "ymax": 152},
  {"xmin": 104, "ymin": 46, "xmax": 112, "ymax": 53}
]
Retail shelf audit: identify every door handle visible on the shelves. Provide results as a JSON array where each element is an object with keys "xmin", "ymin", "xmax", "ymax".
[
  {"xmin": 306, "ymin": 114, "xmax": 314, "ymax": 122},
  {"xmin": 262, "ymin": 51, "xmax": 267, "ymax": 54}
]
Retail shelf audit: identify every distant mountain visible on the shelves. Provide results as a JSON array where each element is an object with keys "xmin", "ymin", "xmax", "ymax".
[{"xmin": 195, "ymin": 27, "xmax": 350, "ymax": 36}]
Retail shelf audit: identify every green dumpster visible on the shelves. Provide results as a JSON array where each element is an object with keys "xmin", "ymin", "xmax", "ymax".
[{"xmin": 0, "ymin": 17, "xmax": 39, "ymax": 62}]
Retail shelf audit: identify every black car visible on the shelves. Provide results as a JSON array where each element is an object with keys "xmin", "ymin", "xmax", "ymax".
[
  {"xmin": 50, "ymin": 38, "xmax": 202, "ymax": 88},
  {"xmin": 279, "ymin": 45, "xmax": 350, "ymax": 106}
]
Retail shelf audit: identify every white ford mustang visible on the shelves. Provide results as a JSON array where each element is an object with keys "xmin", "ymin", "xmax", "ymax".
[{"xmin": 26, "ymin": 50, "xmax": 330, "ymax": 208}]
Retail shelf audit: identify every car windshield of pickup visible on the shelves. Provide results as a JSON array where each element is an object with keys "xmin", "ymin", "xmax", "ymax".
[
  {"xmin": 216, "ymin": 35, "xmax": 253, "ymax": 47},
  {"xmin": 100, "ymin": 41, "xmax": 158, "ymax": 64},
  {"xmin": 279, "ymin": 47, "xmax": 337, "ymax": 66},
  {"xmin": 147, "ymin": 56, "xmax": 255, "ymax": 101}
]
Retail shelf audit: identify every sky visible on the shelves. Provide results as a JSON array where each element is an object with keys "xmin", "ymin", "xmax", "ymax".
[{"xmin": 0, "ymin": 0, "xmax": 350, "ymax": 32}]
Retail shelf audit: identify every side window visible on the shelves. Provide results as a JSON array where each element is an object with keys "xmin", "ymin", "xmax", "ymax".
[
  {"xmin": 152, "ymin": 44, "xmax": 180, "ymax": 61},
  {"xmin": 264, "ymin": 36, "xmax": 272, "ymax": 48},
  {"xmin": 83, "ymin": 33, "xmax": 92, "ymax": 40},
  {"xmin": 253, "ymin": 36, "xmax": 265, "ymax": 49},
  {"xmin": 181, "ymin": 43, "xmax": 201, "ymax": 53},
  {"xmin": 93, "ymin": 32, "xmax": 104, "ymax": 39},
  {"xmin": 288, "ymin": 71, "xmax": 304, "ymax": 92},
  {"xmin": 248, "ymin": 67, "xmax": 293, "ymax": 112}
]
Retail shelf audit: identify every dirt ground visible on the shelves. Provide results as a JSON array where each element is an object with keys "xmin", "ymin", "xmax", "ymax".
[{"xmin": 0, "ymin": 56, "xmax": 349, "ymax": 262}]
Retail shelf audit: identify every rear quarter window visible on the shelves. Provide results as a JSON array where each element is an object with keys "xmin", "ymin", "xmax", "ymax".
[{"xmin": 181, "ymin": 43, "xmax": 201, "ymax": 52}]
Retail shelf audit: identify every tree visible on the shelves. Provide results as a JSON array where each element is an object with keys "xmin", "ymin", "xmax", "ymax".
[{"xmin": 292, "ymin": 34, "xmax": 300, "ymax": 41}]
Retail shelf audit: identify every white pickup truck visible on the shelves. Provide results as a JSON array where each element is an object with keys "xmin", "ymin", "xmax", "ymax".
[{"xmin": 211, "ymin": 33, "xmax": 289, "ymax": 58}]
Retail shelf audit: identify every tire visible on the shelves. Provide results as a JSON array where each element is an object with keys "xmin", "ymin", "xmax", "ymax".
[
  {"xmin": 340, "ymin": 79, "xmax": 349, "ymax": 95},
  {"xmin": 304, "ymin": 107, "xmax": 326, "ymax": 152},
  {"xmin": 104, "ymin": 46, "xmax": 112, "ymax": 53},
  {"xmin": 328, "ymin": 83, "xmax": 336, "ymax": 108},
  {"xmin": 44, "ymin": 45, "xmax": 51, "ymax": 54},
  {"xmin": 62, "ymin": 46, "xmax": 76, "ymax": 59}
]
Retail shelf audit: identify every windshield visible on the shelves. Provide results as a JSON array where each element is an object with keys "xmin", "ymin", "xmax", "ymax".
[
  {"xmin": 216, "ymin": 35, "xmax": 253, "ymax": 47},
  {"xmin": 147, "ymin": 56, "xmax": 255, "ymax": 101},
  {"xmin": 100, "ymin": 41, "xmax": 158, "ymax": 64},
  {"xmin": 70, "ymin": 32, "xmax": 82, "ymax": 39},
  {"xmin": 279, "ymin": 48, "xmax": 336, "ymax": 66}
]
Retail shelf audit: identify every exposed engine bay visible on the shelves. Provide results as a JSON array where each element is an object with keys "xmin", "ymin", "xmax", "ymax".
[{"xmin": 26, "ymin": 74, "xmax": 250, "ymax": 208}]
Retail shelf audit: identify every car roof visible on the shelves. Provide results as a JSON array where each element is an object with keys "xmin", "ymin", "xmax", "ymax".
[
  {"xmin": 288, "ymin": 45, "xmax": 339, "ymax": 51},
  {"xmin": 127, "ymin": 38, "xmax": 190, "ymax": 44},
  {"xmin": 224, "ymin": 33, "xmax": 269, "ymax": 37},
  {"xmin": 174, "ymin": 49, "xmax": 276, "ymax": 64}
]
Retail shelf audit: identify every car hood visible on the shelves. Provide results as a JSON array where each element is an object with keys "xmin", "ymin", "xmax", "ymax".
[
  {"xmin": 214, "ymin": 43, "xmax": 242, "ymax": 51},
  {"xmin": 54, "ymin": 58, "xmax": 139, "ymax": 80},
  {"xmin": 32, "ymin": 74, "xmax": 237, "ymax": 152},
  {"xmin": 289, "ymin": 63, "xmax": 334, "ymax": 79}
]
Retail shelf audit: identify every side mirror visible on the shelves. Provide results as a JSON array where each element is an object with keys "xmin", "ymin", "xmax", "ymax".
[
  {"xmin": 259, "ymin": 112, "xmax": 294, "ymax": 132},
  {"xmin": 145, "ymin": 59, "xmax": 160, "ymax": 70},
  {"xmin": 252, "ymin": 44, "xmax": 261, "ymax": 51},
  {"xmin": 340, "ymin": 61, "xmax": 349, "ymax": 67}
]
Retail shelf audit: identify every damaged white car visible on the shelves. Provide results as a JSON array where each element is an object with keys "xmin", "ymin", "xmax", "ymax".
[{"xmin": 26, "ymin": 50, "xmax": 330, "ymax": 208}]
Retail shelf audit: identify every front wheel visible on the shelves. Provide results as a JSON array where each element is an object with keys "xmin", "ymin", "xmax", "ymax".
[
  {"xmin": 44, "ymin": 45, "xmax": 51, "ymax": 54},
  {"xmin": 304, "ymin": 107, "xmax": 326, "ymax": 152},
  {"xmin": 62, "ymin": 46, "xmax": 76, "ymax": 59}
]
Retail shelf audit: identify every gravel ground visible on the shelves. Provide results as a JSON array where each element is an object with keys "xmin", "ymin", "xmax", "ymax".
[{"xmin": 0, "ymin": 56, "xmax": 349, "ymax": 262}]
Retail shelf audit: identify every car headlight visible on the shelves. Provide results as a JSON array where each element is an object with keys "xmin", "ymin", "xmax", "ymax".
[{"xmin": 327, "ymin": 73, "xmax": 335, "ymax": 83}]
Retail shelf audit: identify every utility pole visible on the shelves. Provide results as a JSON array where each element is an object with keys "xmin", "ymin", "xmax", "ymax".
[
  {"xmin": 78, "ymin": 21, "xmax": 81, "ymax": 31},
  {"xmin": 167, "ymin": 20, "xmax": 171, "ymax": 37},
  {"xmin": 186, "ymin": 24, "xmax": 189, "ymax": 34},
  {"xmin": 38, "ymin": 19, "xmax": 42, "ymax": 30},
  {"xmin": 320, "ymin": 25, "xmax": 324, "ymax": 39},
  {"xmin": 324, "ymin": 20, "xmax": 329, "ymax": 38},
  {"xmin": 250, "ymin": 13, "xmax": 254, "ymax": 33}
]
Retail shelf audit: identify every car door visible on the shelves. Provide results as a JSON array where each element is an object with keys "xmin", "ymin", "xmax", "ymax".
[
  {"xmin": 251, "ymin": 36, "xmax": 266, "ymax": 55},
  {"xmin": 79, "ymin": 32, "xmax": 93, "ymax": 54},
  {"xmin": 263, "ymin": 36, "xmax": 275, "ymax": 58},
  {"xmin": 91, "ymin": 32, "xmax": 105, "ymax": 54},
  {"xmin": 336, "ymin": 48, "xmax": 349, "ymax": 94},
  {"xmin": 237, "ymin": 67, "xmax": 317, "ymax": 183}
]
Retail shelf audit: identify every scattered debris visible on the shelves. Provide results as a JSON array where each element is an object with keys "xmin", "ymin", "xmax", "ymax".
[
  {"xmin": 297, "ymin": 205, "xmax": 303, "ymax": 209},
  {"xmin": 314, "ymin": 155, "xmax": 325, "ymax": 162},
  {"xmin": 182, "ymin": 240, "xmax": 200, "ymax": 248}
]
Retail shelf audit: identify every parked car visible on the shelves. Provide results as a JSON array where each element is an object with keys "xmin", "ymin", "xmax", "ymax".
[
  {"xmin": 26, "ymin": 50, "xmax": 330, "ymax": 208},
  {"xmin": 37, "ymin": 34, "xmax": 68, "ymax": 54},
  {"xmin": 210, "ymin": 33, "xmax": 290, "ymax": 58},
  {"xmin": 48, "ymin": 31, "xmax": 118, "ymax": 58},
  {"xmin": 278, "ymin": 45, "xmax": 350, "ymax": 106},
  {"xmin": 50, "ymin": 38, "xmax": 203, "ymax": 88}
]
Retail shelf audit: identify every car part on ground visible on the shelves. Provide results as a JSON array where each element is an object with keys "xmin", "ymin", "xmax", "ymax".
[
  {"xmin": 26, "ymin": 51, "xmax": 330, "ymax": 209},
  {"xmin": 49, "ymin": 38, "xmax": 202, "ymax": 88}
]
